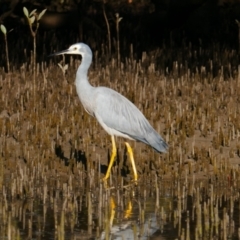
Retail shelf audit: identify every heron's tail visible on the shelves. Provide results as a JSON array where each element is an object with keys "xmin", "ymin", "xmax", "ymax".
[{"xmin": 146, "ymin": 130, "xmax": 168, "ymax": 153}]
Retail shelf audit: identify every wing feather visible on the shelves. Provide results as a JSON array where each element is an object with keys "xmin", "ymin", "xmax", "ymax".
[{"xmin": 93, "ymin": 87, "xmax": 168, "ymax": 153}]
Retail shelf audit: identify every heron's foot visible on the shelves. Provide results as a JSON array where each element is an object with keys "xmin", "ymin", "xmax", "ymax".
[
  {"xmin": 132, "ymin": 179, "xmax": 138, "ymax": 186},
  {"xmin": 132, "ymin": 173, "xmax": 138, "ymax": 183},
  {"xmin": 101, "ymin": 176, "xmax": 115, "ymax": 189},
  {"xmin": 122, "ymin": 178, "xmax": 138, "ymax": 191}
]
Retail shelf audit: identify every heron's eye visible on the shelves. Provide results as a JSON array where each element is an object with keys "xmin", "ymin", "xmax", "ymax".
[{"xmin": 74, "ymin": 47, "xmax": 77, "ymax": 50}]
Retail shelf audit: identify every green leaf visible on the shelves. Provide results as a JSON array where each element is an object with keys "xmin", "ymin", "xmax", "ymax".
[
  {"xmin": 29, "ymin": 9, "xmax": 37, "ymax": 17},
  {"xmin": 37, "ymin": 9, "xmax": 47, "ymax": 21},
  {"xmin": 29, "ymin": 16, "xmax": 35, "ymax": 24},
  {"xmin": 0, "ymin": 25, "xmax": 7, "ymax": 35},
  {"xmin": 23, "ymin": 7, "xmax": 29, "ymax": 18}
]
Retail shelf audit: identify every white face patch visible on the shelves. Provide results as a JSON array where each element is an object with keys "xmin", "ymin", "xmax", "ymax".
[{"xmin": 68, "ymin": 45, "xmax": 84, "ymax": 55}]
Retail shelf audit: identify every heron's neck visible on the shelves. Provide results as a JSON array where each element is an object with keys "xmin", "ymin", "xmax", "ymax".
[
  {"xmin": 75, "ymin": 54, "xmax": 92, "ymax": 85},
  {"xmin": 75, "ymin": 53, "xmax": 94, "ymax": 101}
]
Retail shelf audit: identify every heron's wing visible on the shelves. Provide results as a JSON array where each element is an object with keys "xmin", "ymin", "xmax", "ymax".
[{"xmin": 93, "ymin": 87, "xmax": 168, "ymax": 153}]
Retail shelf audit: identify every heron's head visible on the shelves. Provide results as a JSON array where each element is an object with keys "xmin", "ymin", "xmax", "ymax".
[{"xmin": 50, "ymin": 43, "xmax": 92, "ymax": 58}]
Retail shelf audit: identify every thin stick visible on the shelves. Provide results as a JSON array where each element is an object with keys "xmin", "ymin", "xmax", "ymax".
[{"xmin": 103, "ymin": 2, "xmax": 111, "ymax": 56}]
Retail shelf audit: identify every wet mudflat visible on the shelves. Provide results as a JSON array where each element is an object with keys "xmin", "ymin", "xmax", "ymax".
[
  {"xmin": 0, "ymin": 176, "xmax": 240, "ymax": 239},
  {"xmin": 0, "ymin": 44, "xmax": 240, "ymax": 239}
]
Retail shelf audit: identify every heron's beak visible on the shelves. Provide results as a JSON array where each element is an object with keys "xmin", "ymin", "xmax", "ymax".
[{"xmin": 48, "ymin": 48, "xmax": 71, "ymax": 57}]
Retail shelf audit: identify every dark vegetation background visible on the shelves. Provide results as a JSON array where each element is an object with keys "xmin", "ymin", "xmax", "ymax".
[{"xmin": 0, "ymin": 0, "xmax": 240, "ymax": 67}]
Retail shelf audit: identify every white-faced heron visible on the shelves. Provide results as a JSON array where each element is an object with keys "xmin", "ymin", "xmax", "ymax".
[{"xmin": 50, "ymin": 43, "xmax": 168, "ymax": 182}]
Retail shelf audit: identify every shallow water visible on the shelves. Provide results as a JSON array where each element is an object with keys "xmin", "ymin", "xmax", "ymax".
[{"xmin": 0, "ymin": 177, "xmax": 239, "ymax": 240}]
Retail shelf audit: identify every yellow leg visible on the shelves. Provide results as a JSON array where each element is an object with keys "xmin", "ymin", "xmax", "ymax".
[
  {"xmin": 125, "ymin": 142, "xmax": 138, "ymax": 181},
  {"xmin": 109, "ymin": 197, "xmax": 116, "ymax": 228},
  {"xmin": 124, "ymin": 200, "xmax": 133, "ymax": 219},
  {"xmin": 102, "ymin": 135, "xmax": 117, "ymax": 181}
]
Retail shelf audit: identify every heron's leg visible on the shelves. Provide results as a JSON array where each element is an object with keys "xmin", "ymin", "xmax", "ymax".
[
  {"xmin": 109, "ymin": 197, "xmax": 116, "ymax": 228},
  {"xmin": 104, "ymin": 197, "xmax": 115, "ymax": 238},
  {"xmin": 125, "ymin": 142, "xmax": 138, "ymax": 181},
  {"xmin": 124, "ymin": 200, "xmax": 132, "ymax": 219},
  {"xmin": 103, "ymin": 135, "xmax": 117, "ymax": 181}
]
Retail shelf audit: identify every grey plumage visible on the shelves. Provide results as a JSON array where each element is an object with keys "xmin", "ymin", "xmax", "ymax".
[{"xmin": 93, "ymin": 87, "xmax": 168, "ymax": 153}]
